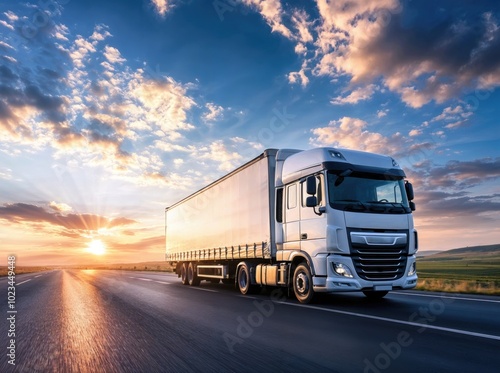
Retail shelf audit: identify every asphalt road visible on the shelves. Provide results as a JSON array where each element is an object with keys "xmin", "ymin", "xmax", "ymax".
[{"xmin": 1, "ymin": 270, "xmax": 499, "ymax": 373}]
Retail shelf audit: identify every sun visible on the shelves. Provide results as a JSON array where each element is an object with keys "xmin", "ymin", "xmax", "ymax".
[{"xmin": 86, "ymin": 239, "xmax": 107, "ymax": 256}]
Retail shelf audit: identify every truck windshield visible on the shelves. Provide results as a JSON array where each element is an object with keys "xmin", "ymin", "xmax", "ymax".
[{"xmin": 327, "ymin": 171, "xmax": 411, "ymax": 213}]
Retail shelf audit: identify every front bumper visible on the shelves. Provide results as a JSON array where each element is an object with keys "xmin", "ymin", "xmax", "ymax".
[{"xmin": 312, "ymin": 254, "xmax": 418, "ymax": 293}]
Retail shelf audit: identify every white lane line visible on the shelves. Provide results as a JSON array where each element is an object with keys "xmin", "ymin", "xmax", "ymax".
[
  {"xmin": 188, "ymin": 287, "xmax": 219, "ymax": 293},
  {"xmin": 137, "ymin": 278, "xmax": 153, "ymax": 282},
  {"xmin": 128, "ymin": 276, "xmax": 136, "ymax": 279},
  {"xmin": 154, "ymin": 281, "xmax": 172, "ymax": 285},
  {"xmin": 274, "ymin": 301, "xmax": 500, "ymax": 342},
  {"xmin": 34, "ymin": 275, "xmax": 42, "ymax": 278},
  {"xmin": 17, "ymin": 279, "xmax": 32, "ymax": 285},
  {"xmin": 392, "ymin": 291, "xmax": 500, "ymax": 304}
]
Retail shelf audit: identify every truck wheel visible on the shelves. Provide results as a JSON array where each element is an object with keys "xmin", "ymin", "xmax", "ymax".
[
  {"xmin": 180, "ymin": 263, "xmax": 189, "ymax": 285},
  {"xmin": 363, "ymin": 291, "xmax": 388, "ymax": 299},
  {"xmin": 237, "ymin": 263, "xmax": 256, "ymax": 295},
  {"xmin": 187, "ymin": 262, "xmax": 200, "ymax": 286},
  {"xmin": 293, "ymin": 263, "xmax": 315, "ymax": 304}
]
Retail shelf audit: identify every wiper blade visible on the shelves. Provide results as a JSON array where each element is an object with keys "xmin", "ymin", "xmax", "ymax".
[
  {"xmin": 367, "ymin": 201, "xmax": 406, "ymax": 213},
  {"xmin": 336, "ymin": 200, "xmax": 368, "ymax": 211}
]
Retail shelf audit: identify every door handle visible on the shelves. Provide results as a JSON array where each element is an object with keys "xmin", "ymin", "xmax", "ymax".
[{"xmin": 301, "ymin": 233, "xmax": 308, "ymax": 239}]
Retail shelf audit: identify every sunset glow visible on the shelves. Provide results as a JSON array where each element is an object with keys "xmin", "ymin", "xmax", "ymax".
[{"xmin": 86, "ymin": 240, "xmax": 107, "ymax": 256}]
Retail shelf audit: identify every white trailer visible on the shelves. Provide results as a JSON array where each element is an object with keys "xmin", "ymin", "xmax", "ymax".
[{"xmin": 165, "ymin": 148, "xmax": 418, "ymax": 303}]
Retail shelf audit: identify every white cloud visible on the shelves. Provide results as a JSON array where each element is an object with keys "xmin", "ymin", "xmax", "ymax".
[
  {"xmin": 104, "ymin": 46, "xmax": 126, "ymax": 64},
  {"xmin": 0, "ymin": 20, "xmax": 14, "ymax": 30},
  {"xmin": 197, "ymin": 140, "xmax": 242, "ymax": 172},
  {"xmin": 310, "ymin": 116, "xmax": 405, "ymax": 156},
  {"xmin": 331, "ymin": 85, "xmax": 377, "ymax": 105},
  {"xmin": 242, "ymin": 0, "xmax": 293, "ymax": 39},
  {"xmin": 49, "ymin": 201, "xmax": 73, "ymax": 213},
  {"xmin": 377, "ymin": 109, "xmax": 389, "ymax": 118},
  {"xmin": 202, "ymin": 103, "xmax": 224, "ymax": 122},
  {"xmin": 151, "ymin": 0, "xmax": 173, "ymax": 17},
  {"xmin": 431, "ymin": 105, "xmax": 473, "ymax": 129}
]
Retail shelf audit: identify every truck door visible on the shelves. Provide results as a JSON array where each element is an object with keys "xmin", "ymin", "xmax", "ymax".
[
  {"xmin": 283, "ymin": 182, "xmax": 301, "ymax": 253},
  {"xmin": 299, "ymin": 175, "xmax": 327, "ymax": 266}
]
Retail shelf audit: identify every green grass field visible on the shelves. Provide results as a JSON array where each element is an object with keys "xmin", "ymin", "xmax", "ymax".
[{"xmin": 416, "ymin": 244, "xmax": 500, "ymax": 295}]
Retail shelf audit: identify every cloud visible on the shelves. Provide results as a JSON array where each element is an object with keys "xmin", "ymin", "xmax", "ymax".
[
  {"xmin": 242, "ymin": 0, "xmax": 293, "ymax": 39},
  {"xmin": 310, "ymin": 116, "xmax": 406, "ymax": 155},
  {"xmin": 244, "ymin": 1, "xmax": 500, "ymax": 107},
  {"xmin": 0, "ymin": 202, "xmax": 137, "ymax": 235},
  {"xmin": 424, "ymin": 158, "xmax": 500, "ymax": 189},
  {"xmin": 151, "ymin": 0, "xmax": 173, "ymax": 17},
  {"xmin": 103, "ymin": 46, "xmax": 126, "ymax": 64},
  {"xmin": 202, "ymin": 103, "xmax": 224, "ymax": 122},
  {"xmin": 197, "ymin": 140, "xmax": 243, "ymax": 172},
  {"xmin": 331, "ymin": 84, "xmax": 377, "ymax": 105},
  {"xmin": 430, "ymin": 105, "xmax": 473, "ymax": 129},
  {"xmin": 377, "ymin": 109, "xmax": 389, "ymax": 118},
  {"xmin": 0, "ymin": 19, "xmax": 201, "ymax": 188}
]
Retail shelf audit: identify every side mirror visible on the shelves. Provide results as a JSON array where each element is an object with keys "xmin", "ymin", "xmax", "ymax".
[
  {"xmin": 405, "ymin": 181, "xmax": 414, "ymax": 201},
  {"xmin": 306, "ymin": 196, "xmax": 317, "ymax": 207},
  {"xmin": 409, "ymin": 201, "xmax": 416, "ymax": 211},
  {"xmin": 306, "ymin": 176, "xmax": 316, "ymax": 195}
]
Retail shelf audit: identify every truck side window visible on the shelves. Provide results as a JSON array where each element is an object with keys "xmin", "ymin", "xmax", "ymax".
[
  {"xmin": 276, "ymin": 188, "xmax": 283, "ymax": 223},
  {"xmin": 287, "ymin": 184, "xmax": 297, "ymax": 209}
]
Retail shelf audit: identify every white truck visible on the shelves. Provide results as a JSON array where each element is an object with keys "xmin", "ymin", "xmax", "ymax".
[{"xmin": 165, "ymin": 147, "xmax": 418, "ymax": 303}]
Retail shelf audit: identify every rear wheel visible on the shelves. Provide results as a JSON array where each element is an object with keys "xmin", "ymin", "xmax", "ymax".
[
  {"xmin": 180, "ymin": 262, "xmax": 188, "ymax": 285},
  {"xmin": 293, "ymin": 263, "xmax": 315, "ymax": 304},
  {"xmin": 363, "ymin": 290, "xmax": 388, "ymax": 299},
  {"xmin": 237, "ymin": 263, "xmax": 257, "ymax": 295},
  {"xmin": 187, "ymin": 262, "xmax": 200, "ymax": 286}
]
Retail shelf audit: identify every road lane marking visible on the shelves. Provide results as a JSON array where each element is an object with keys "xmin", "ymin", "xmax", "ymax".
[
  {"xmin": 392, "ymin": 291, "xmax": 500, "ymax": 304},
  {"xmin": 188, "ymin": 287, "xmax": 219, "ymax": 293},
  {"xmin": 275, "ymin": 301, "xmax": 500, "ymax": 342},
  {"xmin": 17, "ymin": 279, "xmax": 32, "ymax": 285},
  {"xmin": 154, "ymin": 281, "xmax": 172, "ymax": 285},
  {"xmin": 137, "ymin": 278, "xmax": 153, "ymax": 282},
  {"xmin": 34, "ymin": 275, "xmax": 42, "ymax": 278}
]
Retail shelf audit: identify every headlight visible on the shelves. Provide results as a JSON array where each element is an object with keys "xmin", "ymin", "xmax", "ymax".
[
  {"xmin": 408, "ymin": 262, "xmax": 416, "ymax": 276},
  {"xmin": 333, "ymin": 263, "xmax": 354, "ymax": 278}
]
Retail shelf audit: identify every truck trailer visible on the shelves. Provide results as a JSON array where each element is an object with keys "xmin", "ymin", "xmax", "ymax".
[{"xmin": 165, "ymin": 147, "xmax": 418, "ymax": 303}]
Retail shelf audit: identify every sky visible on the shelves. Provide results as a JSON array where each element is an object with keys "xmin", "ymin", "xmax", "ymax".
[{"xmin": 1, "ymin": 0, "xmax": 499, "ymax": 265}]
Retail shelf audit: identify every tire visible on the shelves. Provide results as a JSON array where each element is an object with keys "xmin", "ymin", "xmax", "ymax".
[
  {"xmin": 187, "ymin": 262, "xmax": 200, "ymax": 286},
  {"xmin": 180, "ymin": 262, "xmax": 189, "ymax": 285},
  {"xmin": 293, "ymin": 263, "xmax": 315, "ymax": 304},
  {"xmin": 237, "ymin": 263, "xmax": 257, "ymax": 295},
  {"xmin": 363, "ymin": 290, "xmax": 388, "ymax": 299}
]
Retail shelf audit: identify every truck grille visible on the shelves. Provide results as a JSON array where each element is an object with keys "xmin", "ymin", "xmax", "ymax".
[{"xmin": 348, "ymin": 229, "xmax": 409, "ymax": 281}]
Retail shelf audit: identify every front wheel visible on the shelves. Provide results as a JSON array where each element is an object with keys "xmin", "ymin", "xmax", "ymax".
[
  {"xmin": 363, "ymin": 290, "xmax": 388, "ymax": 299},
  {"xmin": 293, "ymin": 263, "xmax": 315, "ymax": 304}
]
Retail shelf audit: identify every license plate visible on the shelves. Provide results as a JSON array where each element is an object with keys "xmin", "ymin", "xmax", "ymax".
[{"xmin": 374, "ymin": 285, "xmax": 392, "ymax": 291}]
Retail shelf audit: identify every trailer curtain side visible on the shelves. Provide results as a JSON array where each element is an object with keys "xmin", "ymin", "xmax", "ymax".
[{"xmin": 165, "ymin": 152, "xmax": 276, "ymax": 262}]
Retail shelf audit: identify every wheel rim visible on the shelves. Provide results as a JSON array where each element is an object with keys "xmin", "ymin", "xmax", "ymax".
[
  {"xmin": 295, "ymin": 272, "xmax": 309, "ymax": 295},
  {"xmin": 238, "ymin": 268, "xmax": 248, "ymax": 290}
]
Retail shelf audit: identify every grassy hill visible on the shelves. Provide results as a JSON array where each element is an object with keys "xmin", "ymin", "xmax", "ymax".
[{"xmin": 416, "ymin": 244, "xmax": 500, "ymax": 295}]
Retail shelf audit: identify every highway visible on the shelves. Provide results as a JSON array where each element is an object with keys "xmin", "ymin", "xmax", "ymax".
[{"xmin": 1, "ymin": 270, "xmax": 499, "ymax": 373}]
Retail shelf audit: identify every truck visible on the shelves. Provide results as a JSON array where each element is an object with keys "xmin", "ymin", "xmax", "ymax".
[{"xmin": 165, "ymin": 147, "xmax": 418, "ymax": 303}]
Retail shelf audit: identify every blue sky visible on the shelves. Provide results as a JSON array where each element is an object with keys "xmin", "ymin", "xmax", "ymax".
[{"xmin": 1, "ymin": 0, "xmax": 499, "ymax": 265}]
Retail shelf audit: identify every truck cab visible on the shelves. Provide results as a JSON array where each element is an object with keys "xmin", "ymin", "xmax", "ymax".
[{"xmin": 275, "ymin": 148, "xmax": 418, "ymax": 302}]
